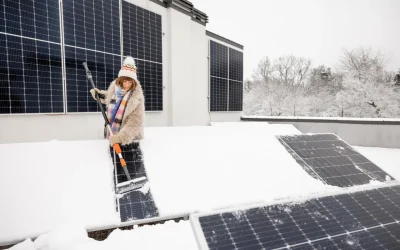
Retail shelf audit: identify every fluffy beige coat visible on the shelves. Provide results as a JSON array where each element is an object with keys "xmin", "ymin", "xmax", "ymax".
[{"xmin": 99, "ymin": 80, "xmax": 145, "ymax": 145}]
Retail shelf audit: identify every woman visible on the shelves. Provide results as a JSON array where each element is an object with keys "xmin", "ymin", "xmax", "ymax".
[{"xmin": 90, "ymin": 56, "xmax": 145, "ymax": 183}]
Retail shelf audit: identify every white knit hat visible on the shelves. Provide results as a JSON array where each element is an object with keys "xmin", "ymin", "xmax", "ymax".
[{"xmin": 118, "ymin": 56, "xmax": 137, "ymax": 80}]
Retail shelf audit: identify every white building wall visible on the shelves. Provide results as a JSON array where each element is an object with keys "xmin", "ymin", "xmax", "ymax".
[
  {"xmin": 210, "ymin": 112, "xmax": 241, "ymax": 123},
  {"xmin": 244, "ymin": 118, "xmax": 400, "ymax": 149},
  {"xmin": 169, "ymin": 9, "xmax": 209, "ymax": 126}
]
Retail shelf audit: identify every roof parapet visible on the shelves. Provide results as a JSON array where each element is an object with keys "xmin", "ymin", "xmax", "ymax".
[{"xmin": 155, "ymin": 0, "xmax": 209, "ymax": 24}]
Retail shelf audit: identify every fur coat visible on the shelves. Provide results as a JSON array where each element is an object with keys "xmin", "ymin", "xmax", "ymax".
[{"xmin": 99, "ymin": 80, "xmax": 145, "ymax": 145}]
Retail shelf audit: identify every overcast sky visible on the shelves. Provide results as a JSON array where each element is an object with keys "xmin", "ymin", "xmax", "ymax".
[{"xmin": 191, "ymin": 0, "xmax": 400, "ymax": 80}]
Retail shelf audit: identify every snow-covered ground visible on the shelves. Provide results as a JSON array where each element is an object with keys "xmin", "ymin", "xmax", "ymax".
[{"xmin": 2, "ymin": 122, "xmax": 400, "ymax": 249}]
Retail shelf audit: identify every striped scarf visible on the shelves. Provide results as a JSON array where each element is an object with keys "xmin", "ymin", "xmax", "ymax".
[{"xmin": 107, "ymin": 86, "xmax": 134, "ymax": 136}]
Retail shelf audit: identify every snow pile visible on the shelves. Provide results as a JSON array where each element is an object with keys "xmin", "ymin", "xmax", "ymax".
[
  {"xmin": 0, "ymin": 140, "xmax": 119, "ymax": 243},
  {"xmin": 6, "ymin": 220, "xmax": 197, "ymax": 250},
  {"xmin": 71, "ymin": 220, "xmax": 197, "ymax": 250},
  {"xmin": 354, "ymin": 146, "xmax": 400, "ymax": 180},
  {"xmin": 6, "ymin": 239, "xmax": 35, "ymax": 250}
]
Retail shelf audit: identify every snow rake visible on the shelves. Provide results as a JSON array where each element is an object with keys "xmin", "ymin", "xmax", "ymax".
[{"xmin": 82, "ymin": 62, "xmax": 147, "ymax": 195}]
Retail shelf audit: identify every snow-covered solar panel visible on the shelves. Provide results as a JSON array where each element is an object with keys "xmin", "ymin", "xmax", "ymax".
[
  {"xmin": 111, "ymin": 142, "xmax": 159, "ymax": 222},
  {"xmin": 191, "ymin": 184, "xmax": 400, "ymax": 250},
  {"xmin": 278, "ymin": 133, "xmax": 394, "ymax": 187}
]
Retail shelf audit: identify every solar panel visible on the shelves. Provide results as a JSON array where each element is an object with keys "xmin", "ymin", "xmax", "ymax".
[
  {"xmin": 1, "ymin": 0, "xmax": 60, "ymax": 43},
  {"xmin": 210, "ymin": 40, "xmax": 228, "ymax": 79},
  {"xmin": 228, "ymin": 80, "xmax": 243, "ymax": 111},
  {"xmin": 134, "ymin": 56, "xmax": 163, "ymax": 111},
  {"xmin": 278, "ymin": 134, "xmax": 394, "ymax": 187},
  {"xmin": 210, "ymin": 77, "xmax": 228, "ymax": 111},
  {"xmin": 229, "ymin": 48, "xmax": 243, "ymax": 82},
  {"xmin": 122, "ymin": 1, "xmax": 163, "ymax": 111},
  {"xmin": 62, "ymin": 0, "xmax": 120, "ymax": 55},
  {"xmin": 63, "ymin": 0, "xmax": 121, "ymax": 113},
  {"xmin": 118, "ymin": 189, "xmax": 159, "ymax": 222},
  {"xmin": 191, "ymin": 184, "xmax": 400, "ymax": 250},
  {"xmin": 64, "ymin": 46, "xmax": 120, "ymax": 112},
  {"xmin": 209, "ymin": 40, "xmax": 243, "ymax": 112},
  {"xmin": 0, "ymin": 0, "xmax": 63, "ymax": 114},
  {"xmin": 111, "ymin": 142, "xmax": 159, "ymax": 222}
]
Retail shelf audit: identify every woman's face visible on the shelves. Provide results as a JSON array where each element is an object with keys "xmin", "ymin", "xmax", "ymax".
[{"xmin": 122, "ymin": 79, "xmax": 133, "ymax": 90}]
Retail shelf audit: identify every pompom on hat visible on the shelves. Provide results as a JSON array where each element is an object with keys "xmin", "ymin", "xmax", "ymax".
[{"xmin": 118, "ymin": 56, "xmax": 137, "ymax": 81}]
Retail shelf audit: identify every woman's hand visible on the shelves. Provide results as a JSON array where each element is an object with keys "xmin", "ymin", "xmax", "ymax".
[
  {"xmin": 109, "ymin": 134, "xmax": 121, "ymax": 146},
  {"xmin": 90, "ymin": 88, "xmax": 106, "ymax": 100}
]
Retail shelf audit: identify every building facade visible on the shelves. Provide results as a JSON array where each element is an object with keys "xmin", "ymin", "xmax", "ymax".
[{"xmin": 0, "ymin": 0, "xmax": 243, "ymax": 143}]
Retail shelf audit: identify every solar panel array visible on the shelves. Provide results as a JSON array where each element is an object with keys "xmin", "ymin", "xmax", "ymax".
[
  {"xmin": 1, "ymin": 0, "xmax": 163, "ymax": 114},
  {"xmin": 209, "ymin": 40, "xmax": 243, "ymax": 111},
  {"xmin": 63, "ymin": 0, "xmax": 121, "ymax": 113},
  {"xmin": 278, "ymin": 133, "xmax": 394, "ymax": 187},
  {"xmin": 193, "ymin": 184, "xmax": 400, "ymax": 250},
  {"xmin": 122, "ymin": 1, "xmax": 163, "ymax": 111},
  {"xmin": 0, "ymin": 0, "xmax": 63, "ymax": 114},
  {"xmin": 111, "ymin": 143, "xmax": 159, "ymax": 222}
]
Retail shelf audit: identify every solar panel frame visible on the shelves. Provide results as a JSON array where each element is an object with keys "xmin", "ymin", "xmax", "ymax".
[
  {"xmin": 278, "ymin": 133, "xmax": 395, "ymax": 187},
  {"xmin": 190, "ymin": 182, "xmax": 400, "ymax": 250}
]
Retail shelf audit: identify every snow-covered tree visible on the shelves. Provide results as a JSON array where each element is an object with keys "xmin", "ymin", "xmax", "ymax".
[
  {"xmin": 334, "ymin": 74, "xmax": 400, "ymax": 118},
  {"xmin": 244, "ymin": 50, "xmax": 399, "ymax": 118},
  {"xmin": 272, "ymin": 55, "xmax": 311, "ymax": 87},
  {"xmin": 307, "ymin": 65, "xmax": 343, "ymax": 94},
  {"xmin": 395, "ymin": 69, "xmax": 400, "ymax": 86},
  {"xmin": 338, "ymin": 46, "xmax": 389, "ymax": 83}
]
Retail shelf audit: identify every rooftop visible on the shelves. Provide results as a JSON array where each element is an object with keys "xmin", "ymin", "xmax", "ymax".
[{"xmin": 1, "ymin": 122, "xmax": 400, "ymax": 249}]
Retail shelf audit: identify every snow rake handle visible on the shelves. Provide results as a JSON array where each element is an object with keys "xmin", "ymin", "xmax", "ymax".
[
  {"xmin": 112, "ymin": 140, "xmax": 131, "ymax": 181},
  {"xmin": 82, "ymin": 62, "xmax": 131, "ymax": 181}
]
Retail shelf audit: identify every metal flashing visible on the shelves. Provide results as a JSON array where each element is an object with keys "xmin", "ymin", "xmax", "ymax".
[{"xmin": 206, "ymin": 30, "xmax": 243, "ymax": 50}]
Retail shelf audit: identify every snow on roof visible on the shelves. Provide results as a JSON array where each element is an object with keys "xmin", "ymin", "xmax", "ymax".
[
  {"xmin": 5, "ymin": 220, "xmax": 198, "ymax": 250},
  {"xmin": 1, "ymin": 123, "xmax": 400, "ymax": 248},
  {"xmin": 140, "ymin": 124, "xmax": 338, "ymax": 217}
]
